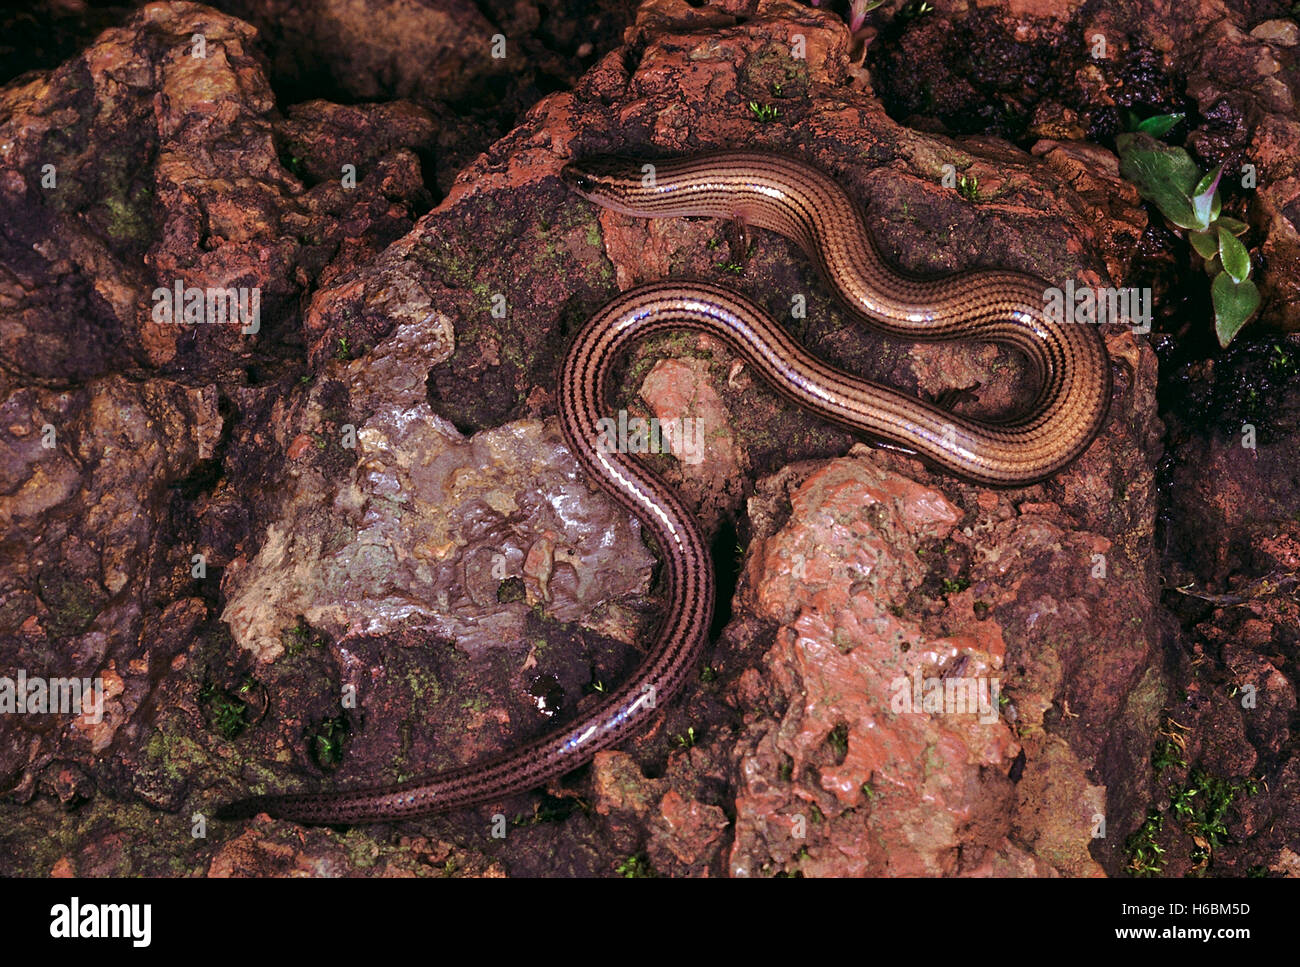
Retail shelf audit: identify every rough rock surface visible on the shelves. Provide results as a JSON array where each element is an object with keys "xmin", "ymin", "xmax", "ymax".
[
  {"xmin": 0, "ymin": 2, "xmax": 450, "ymax": 873},
  {"xmin": 221, "ymin": 315, "xmax": 656, "ymax": 664},
  {"xmin": 1153, "ymin": 358, "xmax": 1300, "ymax": 876},
  {"xmin": 0, "ymin": 0, "xmax": 1295, "ymax": 878}
]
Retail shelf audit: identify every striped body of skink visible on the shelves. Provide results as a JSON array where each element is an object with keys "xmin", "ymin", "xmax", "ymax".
[{"xmin": 220, "ymin": 151, "xmax": 1110, "ymax": 824}]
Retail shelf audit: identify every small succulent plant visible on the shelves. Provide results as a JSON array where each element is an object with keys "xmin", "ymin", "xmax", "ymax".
[
  {"xmin": 848, "ymin": 0, "xmax": 887, "ymax": 30},
  {"xmin": 1116, "ymin": 128, "xmax": 1257, "ymax": 347}
]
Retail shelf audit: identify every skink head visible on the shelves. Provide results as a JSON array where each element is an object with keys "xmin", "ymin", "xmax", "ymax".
[
  {"xmin": 562, "ymin": 156, "xmax": 657, "ymax": 215},
  {"xmin": 564, "ymin": 153, "xmax": 754, "ymax": 222},
  {"xmin": 564, "ymin": 167, "xmax": 598, "ymax": 194}
]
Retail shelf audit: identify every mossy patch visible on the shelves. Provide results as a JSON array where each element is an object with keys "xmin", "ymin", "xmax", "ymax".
[{"xmin": 36, "ymin": 568, "xmax": 104, "ymax": 640}]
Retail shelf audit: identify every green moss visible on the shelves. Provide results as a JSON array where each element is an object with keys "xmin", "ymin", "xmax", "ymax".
[
  {"xmin": 619, "ymin": 331, "xmax": 714, "ymax": 389},
  {"xmin": 921, "ymin": 742, "xmax": 942, "ymax": 780},
  {"xmin": 1176, "ymin": 770, "xmax": 1258, "ymax": 871},
  {"xmin": 827, "ymin": 723, "xmax": 850, "ymax": 762},
  {"xmin": 739, "ymin": 42, "xmax": 811, "ymax": 100},
  {"xmin": 777, "ymin": 756, "xmax": 794, "ymax": 782},
  {"xmin": 99, "ymin": 191, "xmax": 151, "ymax": 244},
  {"xmin": 615, "ymin": 853, "xmax": 655, "ymax": 878},
  {"xmin": 402, "ymin": 665, "xmax": 443, "ymax": 706},
  {"xmin": 281, "ymin": 617, "xmax": 327, "ymax": 657},
  {"xmin": 1125, "ymin": 807, "xmax": 1166, "ymax": 877},
  {"xmin": 144, "ymin": 726, "xmax": 208, "ymax": 782},
  {"xmin": 497, "ymin": 576, "xmax": 526, "ymax": 603},
  {"xmin": 198, "ymin": 681, "xmax": 249, "ymax": 739},
  {"xmin": 341, "ymin": 828, "xmax": 383, "ymax": 869},
  {"xmin": 1152, "ymin": 734, "xmax": 1187, "ymax": 774},
  {"xmin": 36, "ymin": 570, "xmax": 103, "ymax": 639},
  {"xmin": 308, "ymin": 714, "xmax": 349, "ymax": 769},
  {"xmin": 1126, "ymin": 710, "xmax": 1257, "ymax": 875},
  {"xmin": 0, "ymin": 798, "xmax": 214, "ymax": 877}
]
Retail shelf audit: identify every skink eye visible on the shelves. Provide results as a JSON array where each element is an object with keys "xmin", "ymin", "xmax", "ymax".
[{"xmin": 575, "ymin": 174, "xmax": 596, "ymax": 193}]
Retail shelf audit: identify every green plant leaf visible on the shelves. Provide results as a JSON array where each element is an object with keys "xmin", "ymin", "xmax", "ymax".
[
  {"xmin": 1134, "ymin": 112, "xmax": 1185, "ymax": 137},
  {"xmin": 1165, "ymin": 202, "xmax": 1209, "ymax": 231},
  {"xmin": 1191, "ymin": 165, "xmax": 1223, "ymax": 228},
  {"xmin": 1217, "ymin": 226, "xmax": 1252, "ymax": 283},
  {"xmin": 1189, "ymin": 231, "xmax": 1219, "ymax": 260},
  {"xmin": 1217, "ymin": 216, "xmax": 1249, "ymax": 236},
  {"xmin": 1116, "ymin": 133, "xmax": 1208, "ymax": 230},
  {"xmin": 1192, "ymin": 165, "xmax": 1222, "ymax": 199},
  {"xmin": 1116, "ymin": 133, "xmax": 1202, "ymax": 193},
  {"xmin": 1212, "ymin": 272, "xmax": 1260, "ymax": 347}
]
